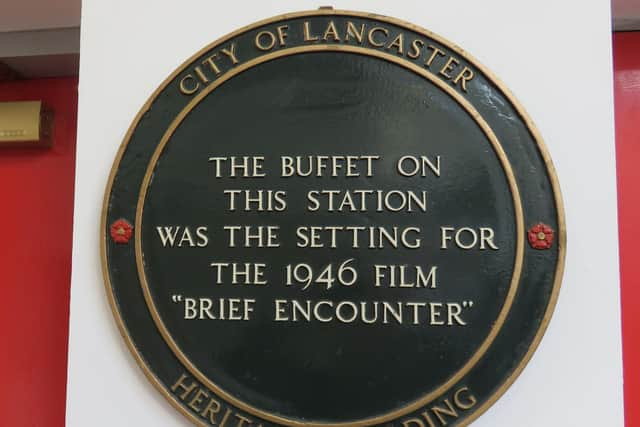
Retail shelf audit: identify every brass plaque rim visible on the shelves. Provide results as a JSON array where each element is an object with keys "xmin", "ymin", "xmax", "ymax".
[{"xmin": 101, "ymin": 9, "xmax": 567, "ymax": 427}]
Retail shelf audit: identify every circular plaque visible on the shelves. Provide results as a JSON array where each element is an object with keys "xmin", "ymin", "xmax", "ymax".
[{"xmin": 103, "ymin": 9, "xmax": 565, "ymax": 427}]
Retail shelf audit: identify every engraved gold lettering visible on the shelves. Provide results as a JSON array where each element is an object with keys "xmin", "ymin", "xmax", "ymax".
[
  {"xmin": 235, "ymin": 413, "xmax": 253, "ymax": 427},
  {"xmin": 439, "ymin": 56, "xmax": 460, "ymax": 79},
  {"xmin": 431, "ymin": 399, "xmax": 458, "ymax": 425},
  {"xmin": 386, "ymin": 33, "xmax": 404, "ymax": 54},
  {"xmin": 368, "ymin": 27, "xmax": 389, "ymax": 47},
  {"xmin": 219, "ymin": 408, "xmax": 233, "ymax": 427},
  {"xmin": 408, "ymin": 38, "xmax": 424, "ymax": 59},
  {"xmin": 179, "ymin": 75, "xmax": 199, "ymax": 95},
  {"xmin": 400, "ymin": 386, "xmax": 477, "ymax": 426},
  {"xmin": 200, "ymin": 397, "xmax": 221, "ymax": 422},
  {"xmin": 202, "ymin": 54, "xmax": 221, "ymax": 75},
  {"xmin": 425, "ymin": 45, "xmax": 446, "ymax": 67},
  {"xmin": 276, "ymin": 25, "xmax": 289, "ymax": 46},
  {"xmin": 221, "ymin": 43, "xmax": 239, "ymax": 64},
  {"xmin": 194, "ymin": 66, "xmax": 209, "ymax": 84},
  {"xmin": 303, "ymin": 21, "xmax": 319, "ymax": 42},
  {"xmin": 188, "ymin": 388, "xmax": 209, "ymax": 412},
  {"xmin": 171, "ymin": 373, "xmax": 198, "ymax": 400},
  {"xmin": 403, "ymin": 418, "xmax": 429, "ymax": 427},
  {"xmin": 453, "ymin": 387, "xmax": 477, "ymax": 410},
  {"xmin": 171, "ymin": 373, "xmax": 262, "ymax": 426},
  {"xmin": 420, "ymin": 411, "xmax": 438, "ymax": 427},
  {"xmin": 255, "ymin": 30, "xmax": 276, "ymax": 51},
  {"xmin": 453, "ymin": 66, "xmax": 474, "ymax": 92},
  {"xmin": 345, "ymin": 21, "xmax": 365, "ymax": 44},
  {"xmin": 323, "ymin": 21, "xmax": 341, "ymax": 41},
  {"xmin": 179, "ymin": 43, "xmax": 239, "ymax": 96}
]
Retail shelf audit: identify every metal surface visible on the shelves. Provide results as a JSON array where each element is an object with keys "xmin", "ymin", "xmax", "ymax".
[{"xmin": 102, "ymin": 10, "xmax": 565, "ymax": 427}]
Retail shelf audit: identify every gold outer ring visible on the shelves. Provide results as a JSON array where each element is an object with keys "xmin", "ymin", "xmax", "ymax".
[
  {"xmin": 136, "ymin": 46, "xmax": 523, "ymax": 425},
  {"xmin": 101, "ymin": 9, "xmax": 566, "ymax": 427}
]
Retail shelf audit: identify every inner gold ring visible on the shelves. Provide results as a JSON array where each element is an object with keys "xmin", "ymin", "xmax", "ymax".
[{"xmin": 134, "ymin": 45, "xmax": 525, "ymax": 427}]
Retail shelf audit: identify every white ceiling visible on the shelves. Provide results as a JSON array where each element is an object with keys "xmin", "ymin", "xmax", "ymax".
[{"xmin": 0, "ymin": 0, "xmax": 81, "ymax": 32}]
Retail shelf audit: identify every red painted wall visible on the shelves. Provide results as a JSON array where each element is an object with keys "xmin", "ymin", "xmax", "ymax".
[
  {"xmin": 614, "ymin": 32, "xmax": 640, "ymax": 427},
  {"xmin": 0, "ymin": 78, "xmax": 77, "ymax": 426}
]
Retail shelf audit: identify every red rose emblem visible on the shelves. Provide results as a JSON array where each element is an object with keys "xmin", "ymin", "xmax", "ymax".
[
  {"xmin": 110, "ymin": 218, "xmax": 133, "ymax": 244},
  {"xmin": 527, "ymin": 223, "xmax": 554, "ymax": 250}
]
